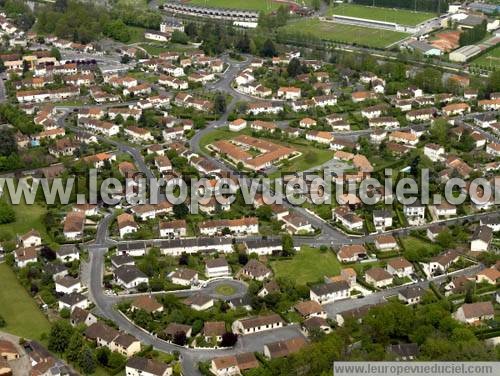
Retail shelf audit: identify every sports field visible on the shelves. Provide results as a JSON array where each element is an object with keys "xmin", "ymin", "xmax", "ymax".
[
  {"xmin": 187, "ymin": 0, "xmax": 281, "ymax": 12},
  {"xmin": 472, "ymin": 46, "xmax": 500, "ymax": 70},
  {"xmin": 327, "ymin": 4, "xmax": 435, "ymax": 26},
  {"xmin": 279, "ymin": 19, "xmax": 409, "ymax": 49}
]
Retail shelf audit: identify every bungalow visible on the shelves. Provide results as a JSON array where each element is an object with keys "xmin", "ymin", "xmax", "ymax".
[
  {"xmin": 453, "ymin": 301, "xmax": 494, "ymax": 324},
  {"xmin": 365, "ymin": 267, "xmax": 393, "ymax": 288},
  {"xmin": 117, "ymin": 213, "xmax": 138, "ymax": 238},
  {"xmin": 125, "ymin": 357, "xmax": 172, "ymax": 376},
  {"xmin": 389, "ymin": 131, "xmax": 418, "ymax": 146},
  {"xmin": 281, "ymin": 212, "xmax": 314, "ymax": 234},
  {"xmin": 19, "ymin": 229, "xmax": 42, "ymax": 248},
  {"xmin": 337, "ymin": 244, "xmax": 367, "ymax": 263},
  {"xmin": 246, "ymin": 101, "xmax": 283, "ymax": 115},
  {"xmin": 433, "ymin": 202, "xmax": 457, "ymax": 218},
  {"xmin": 471, "ymin": 225, "xmax": 493, "ymax": 252},
  {"xmin": 386, "ymin": 257, "xmax": 413, "ymax": 278},
  {"xmin": 476, "ymin": 268, "xmax": 500, "ymax": 285},
  {"xmin": 406, "ymin": 108, "xmax": 436, "ymax": 122},
  {"xmin": 239, "ymin": 259, "xmax": 272, "ymax": 281},
  {"xmin": 229, "ymin": 118, "xmax": 247, "ymax": 132},
  {"xmin": 243, "ymin": 238, "xmax": 283, "ymax": 256},
  {"xmin": 294, "ymin": 300, "xmax": 327, "ymax": 319},
  {"xmin": 306, "ymin": 131, "xmax": 334, "ymax": 144},
  {"xmin": 56, "ymin": 244, "xmax": 80, "ymax": 262},
  {"xmin": 111, "ymin": 255, "xmax": 135, "ymax": 269},
  {"xmin": 398, "ymin": 286, "xmax": 426, "ymax": 306},
  {"xmin": 114, "ymin": 265, "xmax": 148, "ymax": 289},
  {"xmin": 374, "ymin": 235, "xmax": 398, "ymax": 251},
  {"xmin": 232, "ymin": 314, "xmax": 284, "ymax": 335},
  {"xmin": 199, "ymin": 217, "xmax": 259, "ymax": 236},
  {"xmin": 423, "ymin": 250, "xmax": 460, "ymax": 276},
  {"xmin": 184, "ymin": 293, "xmax": 214, "ymax": 311},
  {"xmin": 130, "ymin": 295, "xmax": 163, "ymax": 313},
  {"xmin": 55, "ymin": 276, "xmax": 82, "ymax": 294},
  {"xmin": 309, "ymin": 280, "xmax": 350, "ymax": 304},
  {"xmin": 210, "ymin": 353, "xmax": 258, "ymax": 376},
  {"xmin": 159, "ymin": 219, "xmax": 187, "ymax": 239},
  {"xmin": 480, "ymin": 217, "xmax": 500, "ymax": 232},
  {"xmin": 124, "ymin": 126, "xmax": 154, "ymax": 142},
  {"xmin": 351, "ymin": 91, "xmax": 376, "ymax": 103},
  {"xmin": 486, "ymin": 142, "xmax": 500, "ymax": 157},
  {"xmin": 158, "ymin": 75, "xmax": 188, "ymax": 90},
  {"xmin": 170, "ymin": 268, "xmax": 198, "ymax": 286},
  {"xmin": 264, "ymin": 337, "xmax": 307, "ymax": 359},
  {"xmin": 333, "ymin": 206, "xmax": 363, "ymax": 231},
  {"xmin": 478, "ymin": 99, "xmax": 500, "ymax": 111},
  {"xmin": 63, "ymin": 211, "xmax": 85, "ymax": 240},
  {"xmin": 443, "ymin": 103, "xmax": 470, "ymax": 116},
  {"xmin": 251, "ymin": 120, "xmax": 276, "ymax": 133},
  {"xmin": 155, "ymin": 155, "xmax": 172, "ymax": 174},
  {"xmin": 299, "ymin": 117, "xmax": 317, "ymax": 129},
  {"xmin": 70, "ymin": 307, "xmax": 97, "ymax": 327},
  {"xmin": 202, "ymin": 321, "xmax": 226, "ymax": 343},
  {"xmin": 58, "ymin": 292, "xmax": 88, "ymax": 312},
  {"xmin": 368, "ymin": 117, "xmax": 399, "ymax": 129},
  {"xmin": 361, "ymin": 104, "xmax": 387, "ymax": 119},
  {"xmin": 14, "ymin": 247, "xmax": 39, "ymax": 268}
]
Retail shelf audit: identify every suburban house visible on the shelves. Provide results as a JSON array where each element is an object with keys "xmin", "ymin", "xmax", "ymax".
[
  {"xmin": 337, "ymin": 244, "xmax": 367, "ymax": 263},
  {"xmin": 422, "ymin": 250, "xmax": 460, "ymax": 276},
  {"xmin": 210, "ymin": 353, "xmax": 258, "ymax": 376},
  {"xmin": 114, "ymin": 265, "xmax": 149, "ymax": 289},
  {"xmin": 125, "ymin": 357, "xmax": 172, "ymax": 376},
  {"xmin": 294, "ymin": 300, "xmax": 327, "ymax": 319},
  {"xmin": 309, "ymin": 280, "xmax": 350, "ymax": 304},
  {"xmin": 374, "ymin": 235, "xmax": 398, "ymax": 251},
  {"xmin": 238, "ymin": 259, "xmax": 272, "ymax": 281},
  {"xmin": 263, "ymin": 337, "xmax": 307, "ymax": 359},
  {"xmin": 470, "ymin": 225, "xmax": 493, "ymax": 252},
  {"xmin": 453, "ymin": 302, "xmax": 494, "ymax": 324},
  {"xmin": 398, "ymin": 286, "xmax": 426, "ymax": 305},
  {"xmin": 365, "ymin": 267, "xmax": 393, "ymax": 288},
  {"xmin": 232, "ymin": 314, "xmax": 284, "ymax": 335},
  {"xmin": 159, "ymin": 220, "xmax": 187, "ymax": 239},
  {"xmin": 170, "ymin": 268, "xmax": 199, "ymax": 286},
  {"xmin": 386, "ymin": 257, "xmax": 414, "ymax": 278},
  {"xmin": 205, "ymin": 258, "xmax": 231, "ymax": 278}
]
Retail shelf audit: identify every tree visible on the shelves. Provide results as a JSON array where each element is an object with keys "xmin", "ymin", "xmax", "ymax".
[
  {"xmin": 430, "ymin": 118, "xmax": 449, "ymax": 146},
  {"xmin": 54, "ymin": 0, "xmax": 68, "ymax": 12},
  {"xmin": 0, "ymin": 131, "xmax": 17, "ymax": 157},
  {"xmin": 48, "ymin": 320, "xmax": 73, "ymax": 353},
  {"xmin": 171, "ymin": 31, "xmax": 189, "ymax": 44},
  {"xmin": 0, "ymin": 200, "xmax": 15, "ymax": 224},
  {"xmin": 256, "ymin": 205, "xmax": 272, "ymax": 221},
  {"xmin": 220, "ymin": 332, "xmax": 238, "ymax": 347},
  {"xmin": 312, "ymin": 0, "xmax": 321, "ymax": 11},
  {"xmin": 184, "ymin": 22, "xmax": 197, "ymax": 38},
  {"xmin": 67, "ymin": 331, "xmax": 84, "ymax": 362},
  {"xmin": 0, "ymin": 315, "xmax": 5, "ymax": 327},
  {"xmin": 214, "ymin": 93, "xmax": 226, "ymax": 115},
  {"xmin": 436, "ymin": 229, "xmax": 454, "ymax": 249},
  {"xmin": 236, "ymin": 33, "xmax": 250, "ymax": 53},
  {"xmin": 0, "ymin": 59, "xmax": 4, "ymax": 73},
  {"xmin": 282, "ymin": 234, "xmax": 294, "ymax": 256},
  {"xmin": 95, "ymin": 347, "xmax": 111, "ymax": 366},
  {"xmin": 260, "ymin": 39, "xmax": 277, "ymax": 57},
  {"xmin": 40, "ymin": 246, "xmax": 56, "ymax": 261},
  {"xmin": 287, "ymin": 57, "xmax": 302, "ymax": 77},
  {"xmin": 173, "ymin": 202, "xmax": 188, "ymax": 219},
  {"xmin": 107, "ymin": 352, "xmax": 126, "ymax": 369},
  {"xmin": 78, "ymin": 346, "xmax": 97, "ymax": 374},
  {"xmin": 173, "ymin": 331, "xmax": 187, "ymax": 346}
]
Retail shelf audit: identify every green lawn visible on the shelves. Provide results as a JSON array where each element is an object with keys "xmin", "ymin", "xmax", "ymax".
[
  {"xmin": 471, "ymin": 46, "xmax": 500, "ymax": 70},
  {"xmin": 0, "ymin": 263, "xmax": 51, "ymax": 341},
  {"xmin": 0, "ymin": 201, "xmax": 48, "ymax": 241},
  {"xmin": 215, "ymin": 284, "xmax": 237, "ymax": 296},
  {"xmin": 187, "ymin": 0, "xmax": 280, "ymax": 12},
  {"xmin": 199, "ymin": 128, "xmax": 334, "ymax": 174},
  {"xmin": 279, "ymin": 19, "xmax": 409, "ymax": 49},
  {"xmin": 327, "ymin": 4, "xmax": 435, "ymax": 26},
  {"xmin": 400, "ymin": 236, "xmax": 442, "ymax": 254},
  {"xmin": 271, "ymin": 246, "xmax": 341, "ymax": 285}
]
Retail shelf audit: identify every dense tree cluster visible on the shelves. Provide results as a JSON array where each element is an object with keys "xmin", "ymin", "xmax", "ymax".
[
  {"xmin": 459, "ymin": 20, "xmax": 487, "ymax": 46},
  {"xmin": 0, "ymin": 0, "xmax": 35, "ymax": 30}
]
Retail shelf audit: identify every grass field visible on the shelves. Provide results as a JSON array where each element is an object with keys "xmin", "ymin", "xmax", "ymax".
[
  {"xmin": 327, "ymin": 4, "xmax": 435, "ymax": 26},
  {"xmin": 0, "ymin": 201, "xmax": 47, "ymax": 241},
  {"xmin": 279, "ymin": 19, "xmax": 409, "ymax": 49},
  {"xmin": 187, "ymin": 0, "xmax": 280, "ymax": 12},
  {"xmin": 471, "ymin": 46, "xmax": 500, "ymax": 70},
  {"xmin": 0, "ymin": 263, "xmax": 51, "ymax": 341},
  {"xmin": 199, "ymin": 128, "xmax": 334, "ymax": 174},
  {"xmin": 271, "ymin": 246, "xmax": 341, "ymax": 285},
  {"xmin": 215, "ymin": 284, "xmax": 237, "ymax": 296}
]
